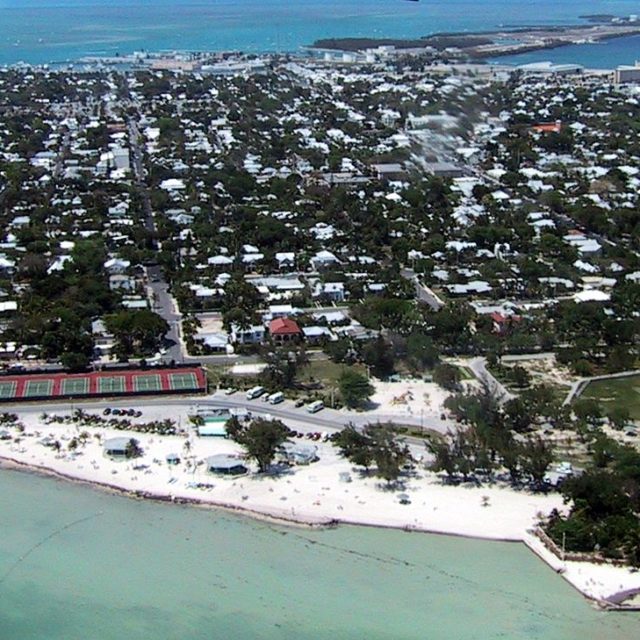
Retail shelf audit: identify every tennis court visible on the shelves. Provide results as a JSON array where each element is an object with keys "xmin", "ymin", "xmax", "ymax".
[
  {"xmin": 24, "ymin": 379, "xmax": 53, "ymax": 398},
  {"xmin": 133, "ymin": 374, "xmax": 162, "ymax": 393},
  {"xmin": 61, "ymin": 377, "xmax": 91, "ymax": 396},
  {"xmin": 0, "ymin": 381, "xmax": 17, "ymax": 399},
  {"xmin": 0, "ymin": 367, "xmax": 206, "ymax": 402},
  {"xmin": 97, "ymin": 376, "xmax": 126, "ymax": 395},
  {"xmin": 167, "ymin": 372, "xmax": 199, "ymax": 391}
]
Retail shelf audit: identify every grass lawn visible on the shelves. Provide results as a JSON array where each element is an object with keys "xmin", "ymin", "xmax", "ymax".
[
  {"xmin": 389, "ymin": 424, "xmax": 444, "ymax": 441},
  {"xmin": 298, "ymin": 359, "xmax": 367, "ymax": 387},
  {"xmin": 205, "ymin": 358, "xmax": 367, "ymax": 395},
  {"xmin": 205, "ymin": 364, "xmax": 230, "ymax": 388},
  {"xmin": 456, "ymin": 365, "xmax": 475, "ymax": 381},
  {"xmin": 579, "ymin": 375, "xmax": 640, "ymax": 420}
]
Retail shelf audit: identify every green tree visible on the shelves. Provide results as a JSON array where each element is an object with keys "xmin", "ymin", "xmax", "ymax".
[
  {"xmin": 359, "ymin": 336, "xmax": 395, "ymax": 378},
  {"xmin": 425, "ymin": 435, "xmax": 457, "ymax": 479},
  {"xmin": 105, "ymin": 309, "xmax": 169, "ymax": 357},
  {"xmin": 333, "ymin": 424, "xmax": 374, "ymax": 469},
  {"xmin": 226, "ymin": 417, "xmax": 291, "ymax": 473},
  {"xmin": 60, "ymin": 351, "xmax": 92, "ymax": 372},
  {"xmin": 607, "ymin": 406, "xmax": 630, "ymax": 430},
  {"xmin": 573, "ymin": 398, "xmax": 602, "ymax": 427},
  {"xmin": 405, "ymin": 331, "xmax": 440, "ymax": 372},
  {"xmin": 338, "ymin": 369, "xmax": 374, "ymax": 409},
  {"xmin": 432, "ymin": 364, "xmax": 461, "ymax": 391},
  {"xmin": 334, "ymin": 423, "xmax": 410, "ymax": 483},
  {"xmin": 502, "ymin": 398, "xmax": 532, "ymax": 433},
  {"xmin": 519, "ymin": 436, "xmax": 553, "ymax": 487},
  {"xmin": 260, "ymin": 348, "xmax": 308, "ymax": 390}
]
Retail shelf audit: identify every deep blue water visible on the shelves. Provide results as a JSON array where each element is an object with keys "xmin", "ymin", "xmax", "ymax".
[
  {"xmin": 493, "ymin": 33, "xmax": 640, "ymax": 69},
  {"xmin": 0, "ymin": 1, "xmax": 639, "ymax": 66}
]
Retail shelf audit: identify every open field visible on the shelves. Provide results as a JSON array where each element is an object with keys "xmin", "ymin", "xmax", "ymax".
[
  {"xmin": 298, "ymin": 359, "xmax": 367, "ymax": 387},
  {"xmin": 579, "ymin": 375, "xmax": 640, "ymax": 421},
  {"xmin": 206, "ymin": 358, "xmax": 367, "ymax": 396}
]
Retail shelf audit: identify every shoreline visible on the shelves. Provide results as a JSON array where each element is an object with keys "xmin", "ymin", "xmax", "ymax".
[
  {"xmin": 2, "ymin": 453, "xmax": 639, "ymax": 610},
  {"xmin": 309, "ymin": 23, "xmax": 640, "ymax": 63},
  {"xmin": 0, "ymin": 456, "xmax": 334, "ymax": 531},
  {"xmin": 3, "ymin": 22, "xmax": 640, "ymax": 70}
]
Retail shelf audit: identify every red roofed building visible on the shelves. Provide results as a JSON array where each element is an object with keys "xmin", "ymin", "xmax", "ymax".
[
  {"xmin": 491, "ymin": 312, "xmax": 522, "ymax": 336},
  {"xmin": 531, "ymin": 120, "xmax": 562, "ymax": 134},
  {"xmin": 269, "ymin": 317, "xmax": 302, "ymax": 343}
]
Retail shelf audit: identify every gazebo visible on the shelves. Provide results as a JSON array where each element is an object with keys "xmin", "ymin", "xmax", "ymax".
[{"xmin": 206, "ymin": 454, "xmax": 247, "ymax": 476}]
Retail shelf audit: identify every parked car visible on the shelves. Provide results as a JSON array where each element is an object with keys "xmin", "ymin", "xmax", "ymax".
[
  {"xmin": 246, "ymin": 386, "xmax": 265, "ymax": 400},
  {"xmin": 306, "ymin": 400, "xmax": 324, "ymax": 414}
]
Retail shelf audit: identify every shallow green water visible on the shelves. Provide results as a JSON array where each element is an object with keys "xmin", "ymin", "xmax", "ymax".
[{"xmin": 0, "ymin": 469, "xmax": 638, "ymax": 640}]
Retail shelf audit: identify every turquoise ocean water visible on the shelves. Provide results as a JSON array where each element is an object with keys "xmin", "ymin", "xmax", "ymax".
[
  {"xmin": 1, "ymin": 468, "xmax": 639, "ymax": 640},
  {"xmin": 0, "ymin": 0, "xmax": 639, "ymax": 67}
]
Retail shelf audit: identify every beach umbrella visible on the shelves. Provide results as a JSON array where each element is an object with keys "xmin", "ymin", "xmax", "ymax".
[{"xmin": 397, "ymin": 493, "xmax": 411, "ymax": 504}]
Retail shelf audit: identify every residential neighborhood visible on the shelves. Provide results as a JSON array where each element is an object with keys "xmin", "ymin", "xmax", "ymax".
[{"xmin": 0, "ymin": 58, "xmax": 638, "ymax": 377}]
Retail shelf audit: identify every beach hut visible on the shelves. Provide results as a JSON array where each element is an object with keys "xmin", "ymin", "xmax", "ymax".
[
  {"xmin": 103, "ymin": 437, "xmax": 132, "ymax": 458},
  {"xmin": 206, "ymin": 454, "xmax": 247, "ymax": 476}
]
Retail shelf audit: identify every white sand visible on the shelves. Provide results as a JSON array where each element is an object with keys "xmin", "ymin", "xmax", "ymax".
[
  {"xmin": 1, "ymin": 406, "xmax": 639, "ymax": 605},
  {"xmin": 369, "ymin": 379, "xmax": 454, "ymax": 418},
  {"xmin": 230, "ymin": 363, "xmax": 267, "ymax": 375}
]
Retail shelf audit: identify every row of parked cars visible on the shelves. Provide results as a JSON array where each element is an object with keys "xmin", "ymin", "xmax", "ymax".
[
  {"xmin": 103, "ymin": 408, "xmax": 142, "ymax": 417},
  {"xmin": 244, "ymin": 386, "xmax": 325, "ymax": 413}
]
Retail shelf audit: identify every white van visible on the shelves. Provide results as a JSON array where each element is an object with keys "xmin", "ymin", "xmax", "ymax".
[
  {"xmin": 306, "ymin": 400, "xmax": 324, "ymax": 414},
  {"xmin": 246, "ymin": 386, "xmax": 265, "ymax": 400},
  {"xmin": 268, "ymin": 392, "xmax": 284, "ymax": 405}
]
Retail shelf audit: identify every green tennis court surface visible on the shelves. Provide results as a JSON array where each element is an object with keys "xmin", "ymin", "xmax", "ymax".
[
  {"xmin": 97, "ymin": 376, "xmax": 126, "ymax": 394},
  {"xmin": 61, "ymin": 377, "xmax": 90, "ymax": 396},
  {"xmin": 168, "ymin": 372, "xmax": 198, "ymax": 390},
  {"xmin": 24, "ymin": 380, "xmax": 53, "ymax": 398},
  {"xmin": 133, "ymin": 374, "xmax": 162, "ymax": 393},
  {"xmin": 0, "ymin": 381, "xmax": 17, "ymax": 399}
]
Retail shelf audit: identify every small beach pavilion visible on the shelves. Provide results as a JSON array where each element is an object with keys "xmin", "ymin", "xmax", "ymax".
[
  {"xmin": 206, "ymin": 454, "xmax": 247, "ymax": 476},
  {"xmin": 103, "ymin": 437, "xmax": 132, "ymax": 458}
]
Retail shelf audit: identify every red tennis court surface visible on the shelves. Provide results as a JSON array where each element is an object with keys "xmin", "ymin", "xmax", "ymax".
[{"xmin": 0, "ymin": 367, "xmax": 207, "ymax": 402}]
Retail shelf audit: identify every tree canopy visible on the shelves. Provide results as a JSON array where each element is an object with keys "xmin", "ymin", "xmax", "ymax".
[
  {"xmin": 338, "ymin": 369, "xmax": 374, "ymax": 409},
  {"xmin": 226, "ymin": 416, "xmax": 291, "ymax": 473},
  {"xmin": 334, "ymin": 423, "xmax": 410, "ymax": 484}
]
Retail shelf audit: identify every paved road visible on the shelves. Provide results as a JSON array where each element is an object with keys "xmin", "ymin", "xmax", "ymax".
[
  {"xmin": 500, "ymin": 352, "xmax": 556, "ymax": 363},
  {"xmin": 127, "ymin": 108, "xmax": 188, "ymax": 365},
  {"xmin": 563, "ymin": 368, "xmax": 640, "ymax": 406},
  {"xmin": 468, "ymin": 357, "xmax": 514, "ymax": 403},
  {"xmin": 147, "ymin": 266, "xmax": 184, "ymax": 362},
  {"xmin": 4, "ymin": 392, "xmax": 453, "ymax": 448}
]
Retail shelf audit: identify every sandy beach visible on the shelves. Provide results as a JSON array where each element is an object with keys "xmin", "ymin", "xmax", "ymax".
[{"xmin": 1, "ymin": 402, "xmax": 639, "ymax": 607}]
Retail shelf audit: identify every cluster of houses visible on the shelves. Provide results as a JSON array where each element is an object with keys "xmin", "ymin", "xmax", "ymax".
[{"xmin": 0, "ymin": 57, "xmax": 639, "ymax": 365}]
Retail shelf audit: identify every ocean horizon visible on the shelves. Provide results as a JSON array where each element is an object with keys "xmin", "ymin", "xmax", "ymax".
[{"xmin": 0, "ymin": 0, "xmax": 639, "ymax": 67}]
